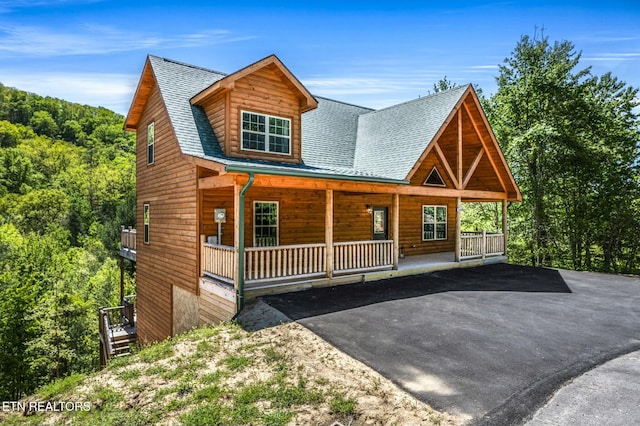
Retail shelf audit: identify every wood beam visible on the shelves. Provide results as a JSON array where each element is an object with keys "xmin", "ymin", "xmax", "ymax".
[
  {"xmin": 325, "ymin": 189, "xmax": 334, "ymax": 278},
  {"xmin": 406, "ymin": 85, "xmax": 473, "ymax": 180},
  {"xmin": 502, "ymin": 199, "xmax": 508, "ymax": 256},
  {"xmin": 458, "ymin": 110, "xmax": 463, "ymax": 186},
  {"xmin": 229, "ymin": 173, "xmax": 507, "ymax": 199},
  {"xmin": 199, "ymin": 174, "xmax": 236, "ymax": 189},
  {"xmin": 433, "ymin": 142, "xmax": 460, "ymax": 189},
  {"xmin": 463, "ymin": 102, "xmax": 507, "ymax": 192},
  {"xmin": 455, "ymin": 197, "xmax": 461, "ymax": 262},
  {"xmin": 392, "ymin": 193, "xmax": 400, "ymax": 269},
  {"xmin": 462, "ymin": 148, "xmax": 485, "ymax": 189}
]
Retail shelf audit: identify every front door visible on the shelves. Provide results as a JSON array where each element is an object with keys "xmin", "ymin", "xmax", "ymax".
[{"xmin": 372, "ymin": 207, "xmax": 388, "ymax": 240}]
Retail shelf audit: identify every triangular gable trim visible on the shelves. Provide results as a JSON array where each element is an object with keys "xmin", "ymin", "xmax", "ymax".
[
  {"xmin": 406, "ymin": 86, "xmax": 522, "ymax": 201},
  {"xmin": 124, "ymin": 57, "xmax": 156, "ymax": 131},
  {"xmin": 190, "ymin": 54, "xmax": 318, "ymax": 112},
  {"xmin": 424, "ymin": 167, "xmax": 446, "ymax": 187}
]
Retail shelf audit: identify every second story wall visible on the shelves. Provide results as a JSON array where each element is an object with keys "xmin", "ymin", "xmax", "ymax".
[{"xmin": 202, "ymin": 64, "xmax": 303, "ymax": 163}]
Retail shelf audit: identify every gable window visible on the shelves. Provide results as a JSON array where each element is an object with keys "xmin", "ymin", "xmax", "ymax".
[
  {"xmin": 241, "ymin": 111, "xmax": 290, "ymax": 155},
  {"xmin": 143, "ymin": 203, "xmax": 150, "ymax": 244},
  {"xmin": 422, "ymin": 205, "xmax": 447, "ymax": 241},
  {"xmin": 147, "ymin": 122, "xmax": 155, "ymax": 165},
  {"xmin": 424, "ymin": 167, "xmax": 446, "ymax": 187},
  {"xmin": 254, "ymin": 201, "xmax": 278, "ymax": 247}
]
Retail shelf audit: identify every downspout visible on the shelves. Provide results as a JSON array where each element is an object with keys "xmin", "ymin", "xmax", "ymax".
[{"xmin": 236, "ymin": 172, "xmax": 254, "ymax": 314}]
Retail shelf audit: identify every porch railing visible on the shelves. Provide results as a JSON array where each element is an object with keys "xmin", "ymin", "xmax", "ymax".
[
  {"xmin": 460, "ymin": 231, "xmax": 505, "ymax": 259},
  {"xmin": 334, "ymin": 240, "xmax": 394, "ymax": 273},
  {"xmin": 120, "ymin": 226, "xmax": 137, "ymax": 251},
  {"xmin": 245, "ymin": 243, "xmax": 326, "ymax": 281},
  {"xmin": 201, "ymin": 242, "xmax": 237, "ymax": 282}
]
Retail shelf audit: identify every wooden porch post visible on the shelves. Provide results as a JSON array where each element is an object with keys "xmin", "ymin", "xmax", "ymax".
[
  {"xmin": 455, "ymin": 197, "xmax": 461, "ymax": 262},
  {"xmin": 392, "ymin": 193, "xmax": 400, "ymax": 269},
  {"xmin": 325, "ymin": 189, "xmax": 334, "ymax": 278},
  {"xmin": 502, "ymin": 199, "xmax": 508, "ymax": 256}
]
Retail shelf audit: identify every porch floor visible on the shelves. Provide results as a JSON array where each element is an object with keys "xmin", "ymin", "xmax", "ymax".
[{"xmin": 245, "ymin": 251, "xmax": 507, "ymax": 298}]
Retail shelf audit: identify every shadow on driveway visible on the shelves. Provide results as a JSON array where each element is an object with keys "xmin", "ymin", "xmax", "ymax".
[
  {"xmin": 264, "ymin": 263, "xmax": 571, "ymax": 321},
  {"xmin": 261, "ymin": 263, "xmax": 640, "ymax": 425}
]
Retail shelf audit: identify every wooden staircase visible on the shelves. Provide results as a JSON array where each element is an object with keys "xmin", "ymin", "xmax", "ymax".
[{"xmin": 99, "ymin": 297, "xmax": 138, "ymax": 367}]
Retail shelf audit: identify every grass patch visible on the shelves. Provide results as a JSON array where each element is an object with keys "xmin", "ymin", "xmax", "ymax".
[
  {"xmin": 117, "ymin": 367, "xmax": 141, "ymax": 381},
  {"xmin": 180, "ymin": 403, "xmax": 228, "ymax": 426},
  {"xmin": 329, "ymin": 393, "xmax": 358, "ymax": 416},
  {"xmin": 137, "ymin": 340, "xmax": 174, "ymax": 363},
  {"xmin": 221, "ymin": 354, "xmax": 250, "ymax": 371},
  {"xmin": 36, "ymin": 373, "xmax": 84, "ymax": 399},
  {"xmin": 262, "ymin": 409, "xmax": 294, "ymax": 426},
  {"xmin": 263, "ymin": 346, "xmax": 284, "ymax": 362}
]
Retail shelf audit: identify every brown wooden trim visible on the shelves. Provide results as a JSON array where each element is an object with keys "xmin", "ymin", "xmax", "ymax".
[
  {"xmin": 392, "ymin": 193, "xmax": 399, "ymax": 269},
  {"xmin": 229, "ymin": 173, "xmax": 506, "ymax": 199},
  {"xmin": 325, "ymin": 189, "xmax": 334, "ymax": 278},
  {"xmin": 199, "ymin": 174, "xmax": 237, "ymax": 189},
  {"xmin": 457, "ymin": 110, "xmax": 463, "ymax": 186},
  {"xmin": 455, "ymin": 197, "xmax": 461, "ymax": 262},
  {"xmin": 233, "ymin": 182, "xmax": 241, "ymax": 291},
  {"xmin": 433, "ymin": 142, "xmax": 460, "ymax": 189},
  {"xmin": 406, "ymin": 85, "xmax": 473, "ymax": 180},
  {"xmin": 466, "ymin": 91, "xmax": 522, "ymax": 201},
  {"xmin": 462, "ymin": 147, "xmax": 485, "ymax": 189},
  {"xmin": 463, "ymin": 102, "xmax": 507, "ymax": 193}
]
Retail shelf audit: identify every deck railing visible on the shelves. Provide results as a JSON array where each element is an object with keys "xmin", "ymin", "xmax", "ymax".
[
  {"xmin": 334, "ymin": 240, "xmax": 394, "ymax": 273},
  {"xmin": 245, "ymin": 243, "xmax": 326, "ymax": 282},
  {"xmin": 120, "ymin": 226, "xmax": 137, "ymax": 251},
  {"xmin": 201, "ymin": 242, "xmax": 237, "ymax": 282},
  {"xmin": 460, "ymin": 231, "xmax": 505, "ymax": 259}
]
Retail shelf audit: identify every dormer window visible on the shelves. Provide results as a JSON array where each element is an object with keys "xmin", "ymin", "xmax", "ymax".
[{"xmin": 241, "ymin": 111, "xmax": 291, "ymax": 155}]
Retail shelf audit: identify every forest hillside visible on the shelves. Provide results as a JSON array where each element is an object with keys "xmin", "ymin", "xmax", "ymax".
[{"xmin": 0, "ymin": 83, "xmax": 136, "ymax": 400}]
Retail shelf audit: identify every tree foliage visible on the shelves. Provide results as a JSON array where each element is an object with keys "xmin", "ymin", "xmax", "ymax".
[
  {"xmin": 486, "ymin": 34, "xmax": 640, "ymax": 272},
  {"xmin": 0, "ymin": 83, "xmax": 136, "ymax": 400}
]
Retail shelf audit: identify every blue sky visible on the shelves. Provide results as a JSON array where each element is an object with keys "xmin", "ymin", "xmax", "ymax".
[{"xmin": 0, "ymin": 0, "xmax": 638, "ymax": 115}]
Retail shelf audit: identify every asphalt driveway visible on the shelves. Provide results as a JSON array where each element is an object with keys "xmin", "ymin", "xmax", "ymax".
[{"xmin": 261, "ymin": 264, "xmax": 640, "ymax": 425}]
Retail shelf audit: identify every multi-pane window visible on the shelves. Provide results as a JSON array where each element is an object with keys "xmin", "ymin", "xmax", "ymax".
[
  {"xmin": 143, "ymin": 204, "xmax": 150, "ymax": 244},
  {"xmin": 422, "ymin": 205, "xmax": 447, "ymax": 241},
  {"xmin": 254, "ymin": 201, "xmax": 278, "ymax": 247},
  {"xmin": 241, "ymin": 111, "xmax": 290, "ymax": 155},
  {"xmin": 147, "ymin": 122, "xmax": 155, "ymax": 165}
]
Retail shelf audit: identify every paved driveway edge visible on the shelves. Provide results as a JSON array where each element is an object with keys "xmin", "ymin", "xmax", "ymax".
[{"xmin": 474, "ymin": 343, "xmax": 640, "ymax": 426}]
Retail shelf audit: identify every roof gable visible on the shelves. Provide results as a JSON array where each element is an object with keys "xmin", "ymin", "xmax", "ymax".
[
  {"xmin": 191, "ymin": 55, "xmax": 317, "ymax": 112},
  {"xmin": 353, "ymin": 85, "xmax": 470, "ymax": 180}
]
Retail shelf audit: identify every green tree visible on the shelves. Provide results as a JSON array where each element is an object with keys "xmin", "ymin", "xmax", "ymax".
[{"xmin": 29, "ymin": 110, "xmax": 59, "ymax": 138}]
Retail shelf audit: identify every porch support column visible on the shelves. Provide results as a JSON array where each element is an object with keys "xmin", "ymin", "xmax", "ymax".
[
  {"xmin": 392, "ymin": 193, "xmax": 400, "ymax": 269},
  {"xmin": 502, "ymin": 199, "xmax": 508, "ymax": 256},
  {"xmin": 325, "ymin": 189, "xmax": 334, "ymax": 278},
  {"xmin": 455, "ymin": 197, "xmax": 462, "ymax": 262}
]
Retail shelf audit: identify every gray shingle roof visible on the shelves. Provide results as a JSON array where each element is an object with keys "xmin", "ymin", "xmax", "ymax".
[
  {"xmin": 354, "ymin": 85, "xmax": 469, "ymax": 180},
  {"xmin": 147, "ymin": 55, "xmax": 469, "ymax": 183}
]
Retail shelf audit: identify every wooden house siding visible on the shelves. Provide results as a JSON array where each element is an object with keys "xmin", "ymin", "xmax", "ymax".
[
  {"xmin": 398, "ymin": 196, "xmax": 456, "ymax": 256},
  {"xmin": 201, "ymin": 92, "xmax": 227, "ymax": 155},
  {"xmin": 226, "ymin": 66, "xmax": 302, "ymax": 163},
  {"xmin": 135, "ymin": 83, "xmax": 199, "ymax": 343}
]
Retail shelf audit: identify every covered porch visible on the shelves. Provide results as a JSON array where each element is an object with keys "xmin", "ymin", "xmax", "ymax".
[{"xmin": 198, "ymin": 207, "xmax": 507, "ymax": 296}]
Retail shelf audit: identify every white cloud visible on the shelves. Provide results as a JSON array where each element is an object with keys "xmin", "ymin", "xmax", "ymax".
[
  {"xmin": 0, "ymin": 71, "xmax": 137, "ymax": 114},
  {"xmin": 0, "ymin": 24, "xmax": 253, "ymax": 57},
  {"xmin": 583, "ymin": 52, "xmax": 640, "ymax": 62}
]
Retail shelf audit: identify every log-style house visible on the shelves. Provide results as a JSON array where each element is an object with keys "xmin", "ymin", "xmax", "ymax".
[{"xmin": 121, "ymin": 54, "xmax": 521, "ymax": 343}]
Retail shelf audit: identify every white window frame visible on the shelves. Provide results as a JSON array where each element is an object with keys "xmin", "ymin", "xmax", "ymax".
[
  {"xmin": 422, "ymin": 205, "xmax": 447, "ymax": 241},
  {"xmin": 241, "ymin": 110, "xmax": 291, "ymax": 155},
  {"xmin": 253, "ymin": 201, "xmax": 279, "ymax": 247},
  {"xmin": 143, "ymin": 203, "xmax": 150, "ymax": 244},
  {"xmin": 147, "ymin": 122, "xmax": 155, "ymax": 165}
]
